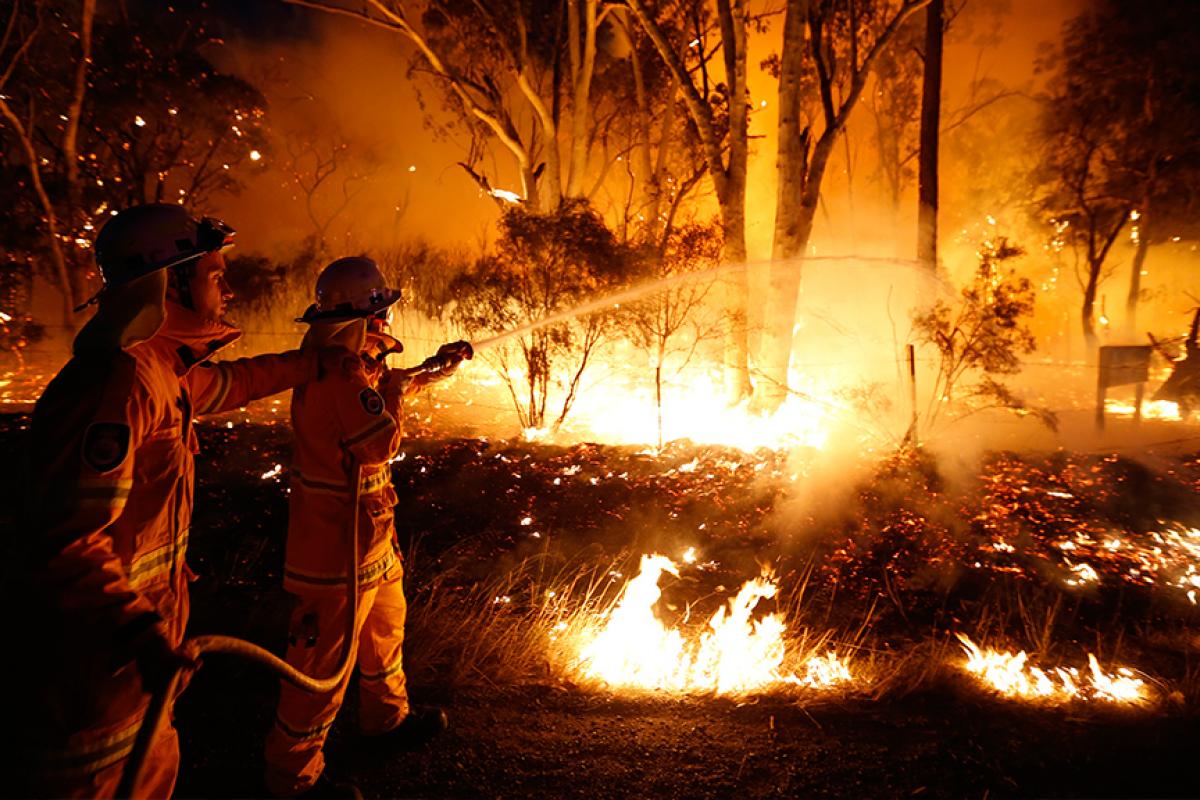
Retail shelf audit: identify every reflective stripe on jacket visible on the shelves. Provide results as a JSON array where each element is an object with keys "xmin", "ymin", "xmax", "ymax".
[{"xmin": 284, "ymin": 355, "xmax": 403, "ymax": 595}]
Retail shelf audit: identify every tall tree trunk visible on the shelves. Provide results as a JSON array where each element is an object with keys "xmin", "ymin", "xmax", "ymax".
[
  {"xmin": 1126, "ymin": 213, "xmax": 1150, "ymax": 333},
  {"xmin": 764, "ymin": 0, "xmax": 929, "ymax": 410},
  {"xmin": 762, "ymin": 0, "xmax": 810, "ymax": 408},
  {"xmin": 1126, "ymin": 174, "xmax": 1154, "ymax": 332},
  {"xmin": 916, "ymin": 0, "xmax": 942, "ymax": 271},
  {"xmin": 717, "ymin": 0, "xmax": 752, "ymax": 402},
  {"xmin": 566, "ymin": 0, "xmax": 598, "ymax": 198},
  {"xmin": 763, "ymin": 132, "xmax": 833, "ymax": 409},
  {"xmin": 63, "ymin": 0, "xmax": 96, "ymax": 209},
  {"xmin": 720, "ymin": 187, "xmax": 751, "ymax": 402},
  {"xmin": 1081, "ymin": 258, "xmax": 1101, "ymax": 354}
]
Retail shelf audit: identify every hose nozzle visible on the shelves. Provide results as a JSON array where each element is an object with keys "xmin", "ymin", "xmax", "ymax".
[{"xmin": 411, "ymin": 340, "xmax": 474, "ymax": 376}]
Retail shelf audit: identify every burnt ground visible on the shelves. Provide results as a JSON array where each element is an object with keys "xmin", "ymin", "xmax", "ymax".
[{"xmin": 3, "ymin": 412, "xmax": 1200, "ymax": 799}]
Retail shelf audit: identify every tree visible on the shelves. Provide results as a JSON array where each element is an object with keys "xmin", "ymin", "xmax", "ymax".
[
  {"xmin": 0, "ymin": 0, "xmax": 95, "ymax": 330},
  {"xmin": 626, "ymin": 222, "xmax": 724, "ymax": 448},
  {"xmin": 914, "ymin": 0, "xmax": 943, "ymax": 271},
  {"xmin": 910, "ymin": 238, "xmax": 1050, "ymax": 431},
  {"xmin": 626, "ymin": 0, "xmax": 763, "ymax": 402},
  {"xmin": 1036, "ymin": 0, "xmax": 1200, "ymax": 347},
  {"xmin": 287, "ymin": 0, "xmax": 624, "ymax": 213},
  {"xmin": 864, "ymin": 0, "xmax": 1016, "ymax": 218},
  {"xmin": 761, "ymin": 0, "xmax": 929, "ymax": 409},
  {"xmin": 450, "ymin": 200, "xmax": 634, "ymax": 431},
  {"xmin": 0, "ymin": 0, "xmax": 267, "ymax": 331}
]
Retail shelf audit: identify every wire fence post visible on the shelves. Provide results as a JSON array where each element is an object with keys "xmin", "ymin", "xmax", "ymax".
[{"xmin": 907, "ymin": 344, "xmax": 918, "ymax": 447}]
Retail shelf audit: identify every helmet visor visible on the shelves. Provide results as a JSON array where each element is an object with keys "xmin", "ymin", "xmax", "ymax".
[{"xmin": 196, "ymin": 217, "xmax": 236, "ymax": 253}]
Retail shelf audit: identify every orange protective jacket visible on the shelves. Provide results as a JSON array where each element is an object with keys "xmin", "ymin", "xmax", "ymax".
[
  {"xmin": 284, "ymin": 355, "xmax": 403, "ymax": 595},
  {"xmin": 15, "ymin": 301, "xmax": 320, "ymax": 782}
]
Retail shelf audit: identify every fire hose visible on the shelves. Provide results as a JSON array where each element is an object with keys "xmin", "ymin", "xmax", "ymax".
[{"xmin": 116, "ymin": 343, "xmax": 473, "ymax": 798}]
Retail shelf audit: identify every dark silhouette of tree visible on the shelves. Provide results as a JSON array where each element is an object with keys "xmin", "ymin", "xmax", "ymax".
[
  {"xmin": 1036, "ymin": 0, "xmax": 1200, "ymax": 348},
  {"xmin": 914, "ymin": 0, "xmax": 943, "ymax": 272},
  {"xmin": 0, "ymin": 0, "xmax": 267, "ymax": 331}
]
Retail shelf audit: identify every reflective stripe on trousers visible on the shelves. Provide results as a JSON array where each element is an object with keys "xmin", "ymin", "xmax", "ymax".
[
  {"xmin": 23, "ymin": 711, "xmax": 180, "ymax": 799},
  {"xmin": 264, "ymin": 575, "xmax": 409, "ymax": 797}
]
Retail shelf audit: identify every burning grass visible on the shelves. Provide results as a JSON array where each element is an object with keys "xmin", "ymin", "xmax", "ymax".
[
  {"xmin": 389, "ymin": 440, "xmax": 1200, "ymax": 713},
  {"xmin": 956, "ymin": 633, "xmax": 1149, "ymax": 704},
  {"xmin": 561, "ymin": 554, "xmax": 854, "ymax": 695}
]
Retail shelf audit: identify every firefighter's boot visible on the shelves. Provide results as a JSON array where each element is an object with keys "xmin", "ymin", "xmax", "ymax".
[
  {"xmin": 294, "ymin": 772, "xmax": 363, "ymax": 800},
  {"xmin": 365, "ymin": 707, "xmax": 448, "ymax": 753}
]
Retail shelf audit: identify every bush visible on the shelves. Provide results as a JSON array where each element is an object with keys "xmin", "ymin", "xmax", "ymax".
[{"xmin": 451, "ymin": 200, "xmax": 636, "ymax": 431}]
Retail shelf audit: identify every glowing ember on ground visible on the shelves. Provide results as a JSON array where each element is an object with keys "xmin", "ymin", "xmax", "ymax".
[
  {"xmin": 956, "ymin": 634, "xmax": 1147, "ymax": 704},
  {"xmin": 568, "ymin": 554, "xmax": 853, "ymax": 695},
  {"xmin": 1035, "ymin": 525, "xmax": 1200, "ymax": 601}
]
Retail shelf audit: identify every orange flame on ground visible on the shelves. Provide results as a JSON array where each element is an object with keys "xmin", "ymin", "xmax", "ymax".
[
  {"xmin": 956, "ymin": 633, "xmax": 1147, "ymax": 704},
  {"xmin": 1104, "ymin": 398, "xmax": 1181, "ymax": 421},
  {"xmin": 569, "ymin": 554, "xmax": 853, "ymax": 695}
]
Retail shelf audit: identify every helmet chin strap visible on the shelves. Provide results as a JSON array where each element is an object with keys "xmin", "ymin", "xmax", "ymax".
[{"xmin": 169, "ymin": 263, "xmax": 196, "ymax": 310}]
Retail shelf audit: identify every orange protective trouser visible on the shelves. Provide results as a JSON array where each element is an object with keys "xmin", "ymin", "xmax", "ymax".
[
  {"xmin": 264, "ymin": 574, "xmax": 409, "ymax": 797},
  {"xmin": 26, "ymin": 712, "xmax": 179, "ymax": 800}
]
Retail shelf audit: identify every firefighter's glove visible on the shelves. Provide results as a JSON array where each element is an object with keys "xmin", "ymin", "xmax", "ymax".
[
  {"xmin": 433, "ymin": 341, "xmax": 473, "ymax": 376},
  {"xmin": 133, "ymin": 630, "xmax": 199, "ymax": 696},
  {"xmin": 316, "ymin": 345, "xmax": 360, "ymax": 381}
]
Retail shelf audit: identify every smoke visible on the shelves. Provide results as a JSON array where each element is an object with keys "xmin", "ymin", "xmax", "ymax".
[{"xmin": 211, "ymin": 17, "xmax": 502, "ymax": 263}]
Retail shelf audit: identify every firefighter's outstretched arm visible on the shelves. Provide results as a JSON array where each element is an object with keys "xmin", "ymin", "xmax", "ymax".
[{"xmin": 190, "ymin": 346, "xmax": 358, "ymax": 416}]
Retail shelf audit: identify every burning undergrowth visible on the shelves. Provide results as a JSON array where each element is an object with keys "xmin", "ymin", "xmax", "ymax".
[
  {"xmin": 388, "ymin": 439, "xmax": 1200, "ymax": 710},
  {"xmin": 3, "ymin": 412, "xmax": 1199, "ymax": 715}
]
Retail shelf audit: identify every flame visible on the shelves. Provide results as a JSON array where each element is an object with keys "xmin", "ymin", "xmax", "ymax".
[
  {"xmin": 559, "ymin": 370, "xmax": 834, "ymax": 451},
  {"xmin": 569, "ymin": 554, "xmax": 853, "ymax": 694},
  {"xmin": 956, "ymin": 633, "xmax": 1146, "ymax": 704},
  {"xmin": 1104, "ymin": 399, "xmax": 1180, "ymax": 420}
]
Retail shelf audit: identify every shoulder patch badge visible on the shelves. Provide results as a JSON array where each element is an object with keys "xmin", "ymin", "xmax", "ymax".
[
  {"xmin": 82, "ymin": 422, "xmax": 131, "ymax": 473},
  {"xmin": 359, "ymin": 387, "xmax": 384, "ymax": 416}
]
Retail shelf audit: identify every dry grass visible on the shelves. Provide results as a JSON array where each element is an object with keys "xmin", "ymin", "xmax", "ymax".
[{"xmin": 401, "ymin": 543, "xmax": 1200, "ymax": 716}]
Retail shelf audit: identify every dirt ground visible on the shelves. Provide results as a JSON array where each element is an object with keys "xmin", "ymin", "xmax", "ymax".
[
  {"xmin": 175, "ymin": 664, "xmax": 1200, "ymax": 799},
  {"xmin": 4, "ymin": 412, "xmax": 1200, "ymax": 799}
]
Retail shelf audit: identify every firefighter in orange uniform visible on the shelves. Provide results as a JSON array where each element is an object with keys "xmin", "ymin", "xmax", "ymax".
[
  {"xmin": 13, "ymin": 204, "xmax": 347, "ymax": 799},
  {"xmin": 265, "ymin": 257, "xmax": 464, "ymax": 799}
]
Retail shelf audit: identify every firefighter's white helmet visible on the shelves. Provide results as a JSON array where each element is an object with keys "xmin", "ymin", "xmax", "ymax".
[{"xmin": 298, "ymin": 256, "xmax": 400, "ymax": 323}]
